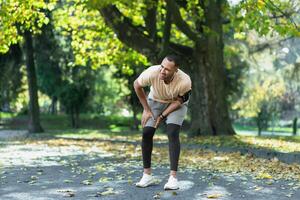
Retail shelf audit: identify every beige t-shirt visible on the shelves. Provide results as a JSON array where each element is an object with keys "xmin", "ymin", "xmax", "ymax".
[{"xmin": 137, "ymin": 65, "xmax": 192, "ymax": 103}]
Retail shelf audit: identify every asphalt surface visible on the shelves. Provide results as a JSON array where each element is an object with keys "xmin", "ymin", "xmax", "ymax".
[{"xmin": 0, "ymin": 138, "xmax": 299, "ymax": 200}]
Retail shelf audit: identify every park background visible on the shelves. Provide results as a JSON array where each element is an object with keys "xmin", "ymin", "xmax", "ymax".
[{"xmin": 0, "ymin": 0, "xmax": 300, "ymax": 199}]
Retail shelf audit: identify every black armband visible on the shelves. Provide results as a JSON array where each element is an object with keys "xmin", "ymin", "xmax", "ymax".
[{"xmin": 178, "ymin": 90, "xmax": 191, "ymax": 103}]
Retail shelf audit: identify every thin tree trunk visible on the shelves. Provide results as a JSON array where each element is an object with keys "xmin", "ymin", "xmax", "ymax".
[
  {"xmin": 257, "ymin": 114, "xmax": 262, "ymax": 136},
  {"xmin": 70, "ymin": 108, "xmax": 75, "ymax": 128},
  {"xmin": 24, "ymin": 30, "xmax": 43, "ymax": 133},
  {"xmin": 293, "ymin": 117, "xmax": 298, "ymax": 136},
  {"xmin": 132, "ymin": 106, "xmax": 139, "ymax": 130},
  {"xmin": 50, "ymin": 96, "xmax": 57, "ymax": 115},
  {"xmin": 75, "ymin": 108, "xmax": 80, "ymax": 129}
]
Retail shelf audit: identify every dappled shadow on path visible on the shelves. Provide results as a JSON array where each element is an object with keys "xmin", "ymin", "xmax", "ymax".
[{"xmin": 0, "ymin": 137, "xmax": 300, "ymax": 199}]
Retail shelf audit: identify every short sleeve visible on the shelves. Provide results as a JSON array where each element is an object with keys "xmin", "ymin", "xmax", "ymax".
[
  {"xmin": 137, "ymin": 66, "xmax": 158, "ymax": 87},
  {"xmin": 179, "ymin": 77, "xmax": 192, "ymax": 96}
]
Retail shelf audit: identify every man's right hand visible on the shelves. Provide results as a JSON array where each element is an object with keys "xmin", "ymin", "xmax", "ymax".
[{"xmin": 141, "ymin": 109, "xmax": 154, "ymax": 128}]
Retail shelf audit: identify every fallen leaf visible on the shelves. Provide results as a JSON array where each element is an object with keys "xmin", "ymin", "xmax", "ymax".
[
  {"xmin": 207, "ymin": 193, "xmax": 223, "ymax": 198},
  {"xmin": 100, "ymin": 187, "xmax": 117, "ymax": 196},
  {"xmin": 256, "ymin": 172, "xmax": 272, "ymax": 179},
  {"xmin": 64, "ymin": 179, "xmax": 73, "ymax": 183},
  {"xmin": 254, "ymin": 186, "xmax": 263, "ymax": 191},
  {"xmin": 81, "ymin": 179, "xmax": 92, "ymax": 185}
]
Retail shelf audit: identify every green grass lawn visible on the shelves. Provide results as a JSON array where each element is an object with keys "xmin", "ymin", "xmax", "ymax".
[
  {"xmin": 2, "ymin": 113, "xmax": 300, "ymax": 153},
  {"xmin": 233, "ymin": 123, "xmax": 295, "ymax": 133},
  {"xmin": 1, "ymin": 113, "xmax": 134, "ymax": 131}
]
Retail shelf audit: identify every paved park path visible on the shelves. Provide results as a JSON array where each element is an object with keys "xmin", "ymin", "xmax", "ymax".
[{"xmin": 0, "ymin": 130, "xmax": 299, "ymax": 200}]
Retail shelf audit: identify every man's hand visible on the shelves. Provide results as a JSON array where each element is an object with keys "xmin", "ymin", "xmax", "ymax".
[
  {"xmin": 154, "ymin": 115, "xmax": 163, "ymax": 128},
  {"xmin": 141, "ymin": 109, "xmax": 154, "ymax": 128}
]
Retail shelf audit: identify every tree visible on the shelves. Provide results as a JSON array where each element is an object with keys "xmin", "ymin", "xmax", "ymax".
[
  {"xmin": 23, "ymin": 30, "xmax": 44, "ymax": 133},
  {"xmin": 51, "ymin": 0, "xmax": 150, "ymax": 128},
  {"xmin": 0, "ymin": 0, "xmax": 56, "ymax": 132},
  {"xmin": 89, "ymin": 0, "xmax": 299, "ymax": 136},
  {"xmin": 58, "ymin": 65, "xmax": 95, "ymax": 128},
  {"xmin": 0, "ymin": 44, "xmax": 23, "ymax": 112},
  {"xmin": 233, "ymin": 76, "xmax": 285, "ymax": 135},
  {"xmin": 34, "ymin": 16, "xmax": 63, "ymax": 115},
  {"xmin": 112, "ymin": 49, "xmax": 148, "ymax": 130},
  {"xmin": 91, "ymin": 0, "xmax": 234, "ymax": 135}
]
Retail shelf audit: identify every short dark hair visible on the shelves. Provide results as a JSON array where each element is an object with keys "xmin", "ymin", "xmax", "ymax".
[{"xmin": 165, "ymin": 55, "xmax": 180, "ymax": 67}]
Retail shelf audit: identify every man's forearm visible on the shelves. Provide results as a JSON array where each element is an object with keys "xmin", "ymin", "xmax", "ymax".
[
  {"xmin": 161, "ymin": 100, "xmax": 181, "ymax": 117},
  {"xmin": 134, "ymin": 81, "xmax": 151, "ymax": 111}
]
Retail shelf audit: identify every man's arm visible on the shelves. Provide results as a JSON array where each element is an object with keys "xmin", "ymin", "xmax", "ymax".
[
  {"xmin": 133, "ymin": 80, "xmax": 151, "ymax": 111},
  {"xmin": 161, "ymin": 99, "xmax": 182, "ymax": 117},
  {"xmin": 154, "ymin": 90, "xmax": 191, "ymax": 128},
  {"xmin": 133, "ymin": 79, "xmax": 154, "ymax": 127},
  {"xmin": 161, "ymin": 90, "xmax": 191, "ymax": 117},
  {"xmin": 153, "ymin": 98, "xmax": 181, "ymax": 128}
]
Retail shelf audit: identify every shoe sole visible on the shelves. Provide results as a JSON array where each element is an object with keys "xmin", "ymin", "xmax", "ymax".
[
  {"xmin": 164, "ymin": 186, "xmax": 179, "ymax": 190},
  {"xmin": 136, "ymin": 180, "xmax": 155, "ymax": 188}
]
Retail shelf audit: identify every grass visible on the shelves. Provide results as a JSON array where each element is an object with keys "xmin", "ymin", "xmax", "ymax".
[
  {"xmin": 1, "ymin": 113, "xmax": 134, "ymax": 131},
  {"xmin": 0, "ymin": 112, "xmax": 17, "ymax": 119},
  {"xmin": 26, "ymin": 128, "xmax": 300, "ymax": 153},
  {"xmin": 233, "ymin": 123, "xmax": 295, "ymax": 133},
  {"xmin": 2, "ymin": 113, "xmax": 300, "ymax": 153}
]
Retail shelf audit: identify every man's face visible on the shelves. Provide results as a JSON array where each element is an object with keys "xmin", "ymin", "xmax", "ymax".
[{"xmin": 159, "ymin": 58, "xmax": 177, "ymax": 81}]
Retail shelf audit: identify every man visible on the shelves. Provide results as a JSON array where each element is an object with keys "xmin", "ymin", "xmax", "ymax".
[{"xmin": 133, "ymin": 55, "xmax": 192, "ymax": 190}]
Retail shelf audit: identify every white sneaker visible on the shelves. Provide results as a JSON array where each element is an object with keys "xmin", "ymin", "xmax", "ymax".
[
  {"xmin": 164, "ymin": 176, "xmax": 179, "ymax": 190},
  {"xmin": 135, "ymin": 173, "xmax": 154, "ymax": 187}
]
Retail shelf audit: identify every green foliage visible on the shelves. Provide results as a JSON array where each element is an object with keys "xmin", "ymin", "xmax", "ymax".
[
  {"xmin": 233, "ymin": 75, "xmax": 285, "ymax": 133},
  {"xmin": 52, "ymin": 0, "xmax": 125, "ymax": 69},
  {"xmin": 224, "ymin": 44, "xmax": 249, "ymax": 103},
  {"xmin": 233, "ymin": 76, "xmax": 285, "ymax": 118},
  {"xmin": 89, "ymin": 66, "xmax": 127, "ymax": 115},
  {"xmin": 0, "ymin": 44, "xmax": 23, "ymax": 112},
  {"xmin": 0, "ymin": 0, "xmax": 57, "ymax": 53},
  {"xmin": 59, "ymin": 78, "xmax": 90, "ymax": 113},
  {"xmin": 35, "ymin": 19, "xmax": 63, "ymax": 101},
  {"xmin": 230, "ymin": 0, "xmax": 300, "ymax": 37}
]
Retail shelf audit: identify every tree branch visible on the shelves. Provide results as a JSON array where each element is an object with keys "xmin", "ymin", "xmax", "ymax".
[
  {"xmin": 249, "ymin": 36, "xmax": 293, "ymax": 54},
  {"xmin": 158, "ymin": 1, "xmax": 172, "ymax": 58},
  {"xmin": 264, "ymin": 0, "xmax": 299, "ymax": 30},
  {"xmin": 143, "ymin": 0, "xmax": 158, "ymax": 41},
  {"xmin": 166, "ymin": 0, "xmax": 201, "ymax": 42},
  {"xmin": 99, "ymin": 5, "xmax": 158, "ymax": 59},
  {"xmin": 98, "ymin": 4, "xmax": 193, "ymax": 61}
]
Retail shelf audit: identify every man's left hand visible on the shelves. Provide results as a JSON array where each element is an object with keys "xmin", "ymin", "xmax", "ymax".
[{"xmin": 154, "ymin": 115, "xmax": 163, "ymax": 128}]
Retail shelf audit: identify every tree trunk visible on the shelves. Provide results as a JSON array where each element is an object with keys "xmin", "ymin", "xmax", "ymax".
[
  {"xmin": 70, "ymin": 106, "xmax": 80, "ymax": 129},
  {"xmin": 188, "ymin": 0, "xmax": 235, "ymax": 136},
  {"xmin": 70, "ymin": 108, "xmax": 75, "ymax": 128},
  {"xmin": 132, "ymin": 106, "xmax": 140, "ymax": 130},
  {"xmin": 50, "ymin": 96, "xmax": 58, "ymax": 115},
  {"xmin": 24, "ymin": 31, "xmax": 44, "ymax": 133},
  {"xmin": 188, "ymin": 50, "xmax": 212, "ymax": 135},
  {"xmin": 257, "ymin": 113, "xmax": 262, "ymax": 136},
  {"xmin": 293, "ymin": 117, "xmax": 298, "ymax": 136},
  {"xmin": 75, "ymin": 108, "xmax": 80, "ymax": 129}
]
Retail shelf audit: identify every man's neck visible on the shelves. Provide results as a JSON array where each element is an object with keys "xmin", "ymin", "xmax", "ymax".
[
  {"xmin": 164, "ymin": 77, "xmax": 174, "ymax": 84},
  {"xmin": 163, "ymin": 72, "xmax": 176, "ymax": 84}
]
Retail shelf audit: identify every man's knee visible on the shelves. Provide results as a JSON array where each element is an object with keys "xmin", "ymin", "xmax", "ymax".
[
  {"xmin": 166, "ymin": 124, "xmax": 180, "ymax": 140},
  {"xmin": 142, "ymin": 126, "xmax": 156, "ymax": 140}
]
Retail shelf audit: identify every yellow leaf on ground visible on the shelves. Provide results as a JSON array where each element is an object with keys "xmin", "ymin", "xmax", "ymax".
[
  {"xmin": 207, "ymin": 193, "xmax": 223, "ymax": 198},
  {"xmin": 256, "ymin": 172, "xmax": 273, "ymax": 179}
]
